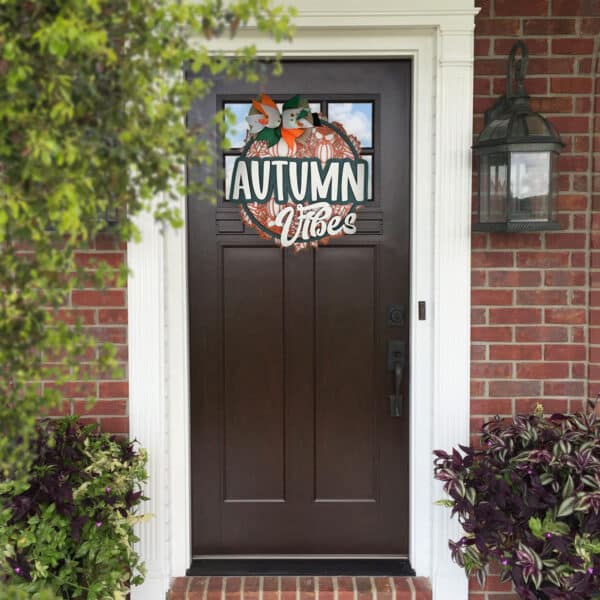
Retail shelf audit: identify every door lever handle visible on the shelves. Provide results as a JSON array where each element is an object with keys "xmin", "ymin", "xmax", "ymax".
[
  {"xmin": 390, "ymin": 361, "xmax": 404, "ymax": 417},
  {"xmin": 387, "ymin": 340, "xmax": 406, "ymax": 417}
]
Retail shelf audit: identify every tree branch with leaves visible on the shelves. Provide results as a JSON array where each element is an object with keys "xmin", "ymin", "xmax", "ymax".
[{"xmin": 0, "ymin": 0, "xmax": 294, "ymax": 482}]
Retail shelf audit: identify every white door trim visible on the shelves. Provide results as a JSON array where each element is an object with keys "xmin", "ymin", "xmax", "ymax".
[{"xmin": 129, "ymin": 4, "xmax": 476, "ymax": 600}]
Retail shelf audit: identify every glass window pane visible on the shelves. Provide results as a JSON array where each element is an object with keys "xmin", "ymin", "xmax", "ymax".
[
  {"xmin": 525, "ymin": 115, "xmax": 549, "ymax": 136},
  {"xmin": 480, "ymin": 153, "xmax": 508, "ymax": 223},
  {"xmin": 328, "ymin": 102, "xmax": 373, "ymax": 148},
  {"xmin": 224, "ymin": 103, "xmax": 251, "ymax": 148},
  {"xmin": 510, "ymin": 152, "xmax": 551, "ymax": 221}
]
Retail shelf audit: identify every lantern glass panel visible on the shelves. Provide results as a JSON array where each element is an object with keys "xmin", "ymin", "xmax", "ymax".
[
  {"xmin": 509, "ymin": 151, "xmax": 551, "ymax": 222},
  {"xmin": 479, "ymin": 153, "xmax": 508, "ymax": 223},
  {"xmin": 525, "ymin": 115, "xmax": 549, "ymax": 135}
]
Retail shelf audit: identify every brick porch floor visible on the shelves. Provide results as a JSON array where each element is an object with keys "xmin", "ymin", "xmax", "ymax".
[{"xmin": 168, "ymin": 576, "xmax": 431, "ymax": 600}]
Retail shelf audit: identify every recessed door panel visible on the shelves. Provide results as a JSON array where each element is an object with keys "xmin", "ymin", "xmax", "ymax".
[
  {"xmin": 314, "ymin": 246, "xmax": 377, "ymax": 502},
  {"xmin": 222, "ymin": 247, "xmax": 285, "ymax": 501}
]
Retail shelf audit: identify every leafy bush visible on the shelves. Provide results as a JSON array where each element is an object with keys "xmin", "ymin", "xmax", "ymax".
[
  {"xmin": 434, "ymin": 406, "xmax": 600, "ymax": 600},
  {"xmin": 0, "ymin": 418, "xmax": 148, "ymax": 599},
  {"xmin": 0, "ymin": 586, "xmax": 59, "ymax": 600},
  {"xmin": 0, "ymin": 0, "xmax": 294, "ymax": 484}
]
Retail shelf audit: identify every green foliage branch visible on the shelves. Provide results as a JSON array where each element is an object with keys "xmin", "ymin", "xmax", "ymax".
[{"xmin": 0, "ymin": 0, "xmax": 294, "ymax": 480}]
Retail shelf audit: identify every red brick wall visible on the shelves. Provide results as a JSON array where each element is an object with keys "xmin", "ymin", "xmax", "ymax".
[
  {"xmin": 470, "ymin": 0, "xmax": 599, "ymax": 598},
  {"xmin": 45, "ymin": 233, "xmax": 129, "ymax": 436}
]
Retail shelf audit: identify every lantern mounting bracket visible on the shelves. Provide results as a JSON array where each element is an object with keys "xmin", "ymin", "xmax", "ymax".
[{"xmin": 484, "ymin": 41, "xmax": 529, "ymax": 126}]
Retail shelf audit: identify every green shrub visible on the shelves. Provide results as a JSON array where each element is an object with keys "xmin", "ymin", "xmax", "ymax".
[
  {"xmin": 0, "ymin": 417, "xmax": 148, "ymax": 599},
  {"xmin": 0, "ymin": 585, "xmax": 59, "ymax": 600}
]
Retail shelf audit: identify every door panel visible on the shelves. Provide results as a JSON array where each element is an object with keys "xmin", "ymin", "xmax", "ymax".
[
  {"xmin": 314, "ymin": 246, "xmax": 377, "ymax": 502},
  {"xmin": 222, "ymin": 247, "xmax": 285, "ymax": 501},
  {"xmin": 188, "ymin": 61, "xmax": 411, "ymax": 556}
]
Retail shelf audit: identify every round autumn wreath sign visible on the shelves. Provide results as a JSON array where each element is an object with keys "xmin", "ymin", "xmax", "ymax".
[{"xmin": 226, "ymin": 94, "xmax": 369, "ymax": 252}]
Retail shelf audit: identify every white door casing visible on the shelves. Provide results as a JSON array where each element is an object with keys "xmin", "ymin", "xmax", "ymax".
[{"xmin": 128, "ymin": 3, "xmax": 476, "ymax": 599}]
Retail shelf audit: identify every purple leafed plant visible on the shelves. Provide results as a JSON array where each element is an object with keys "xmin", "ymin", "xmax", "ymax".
[
  {"xmin": 0, "ymin": 417, "xmax": 148, "ymax": 598},
  {"xmin": 433, "ymin": 405, "xmax": 600, "ymax": 600}
]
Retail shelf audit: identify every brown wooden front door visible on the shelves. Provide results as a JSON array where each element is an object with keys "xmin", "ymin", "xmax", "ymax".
[{"xmin": 188, "ymin": 61, "xmax": 411, "ymax": 556}]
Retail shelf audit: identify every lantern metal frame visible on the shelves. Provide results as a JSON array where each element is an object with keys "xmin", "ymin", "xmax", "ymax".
[{"xmin": 472, "ymin": 41, "xmax": 564, "ymax": 232}]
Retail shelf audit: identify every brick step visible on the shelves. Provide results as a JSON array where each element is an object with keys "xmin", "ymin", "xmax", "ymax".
[{"xmin": 168, "ymin": 576, "xmax": 431, "ymax": 600}]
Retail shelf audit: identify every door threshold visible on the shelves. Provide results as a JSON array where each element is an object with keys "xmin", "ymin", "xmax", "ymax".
[{"xmin": 186, "ymin": 558, "xmax": 415, "ymax": 576}]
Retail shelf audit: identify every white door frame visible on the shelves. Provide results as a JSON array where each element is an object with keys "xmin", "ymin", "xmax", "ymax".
[{"xmin": 128, "ymin": 4, "xmax": 476, "ymax": 600}]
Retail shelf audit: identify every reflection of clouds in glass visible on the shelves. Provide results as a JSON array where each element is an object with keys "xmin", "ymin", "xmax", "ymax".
[
  {"xmin": 224, "ymin": 103, "xmax": 251, "ymax": 148},
  {"xmin": 510, "ymin": 152, "xmax": 550, "ymax": 199},
  {"xmin": 224, "ymin": 155, "xmax": 237, "ymax": 199},
  {"xmin": 328, "ymin": 103, "xmax": 373, "ymax": 148}
]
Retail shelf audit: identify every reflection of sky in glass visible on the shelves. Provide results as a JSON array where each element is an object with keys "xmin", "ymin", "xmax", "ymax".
[
  {"xmin": 224, "ymin": 103, "xmax": 251, "ymax": 148},
  {"xmin": 328, "ymin": 103, "xmax": 373, "ymax": 148},
  {"xmin": 510, "ymin": 152, "xmax": 550, "ymax": 199},
  {"xmin": 224, "ymin": 155, "xmax": 237, "ymax": 199}
]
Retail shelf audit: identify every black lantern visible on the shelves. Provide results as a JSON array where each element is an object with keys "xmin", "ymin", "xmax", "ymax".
[{"xmin": 473, "ymin": 42, "xmax": 564, "ymax": 231}]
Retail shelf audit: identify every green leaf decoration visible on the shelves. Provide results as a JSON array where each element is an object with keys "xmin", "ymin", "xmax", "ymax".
[
  {"xmin": 283, "ymin": 95, "xmax": 302, "ymax": 110},
  {"xmin": 256, "ymin": 126, "xmax": 281, "ymax": 147},
  {"xmin": 296, "ymin": 108, "xmax": 310, "ymax": 120}
]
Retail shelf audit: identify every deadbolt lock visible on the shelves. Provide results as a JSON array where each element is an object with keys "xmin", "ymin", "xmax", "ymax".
[{"xmin": 387, "ymin": 304, "xmax": 405, "ymax": 327}]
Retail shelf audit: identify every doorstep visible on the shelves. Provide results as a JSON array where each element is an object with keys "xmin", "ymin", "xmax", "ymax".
[{"xmin": 168, "ymin": 576, "xmax": 431, "ymax": 600}]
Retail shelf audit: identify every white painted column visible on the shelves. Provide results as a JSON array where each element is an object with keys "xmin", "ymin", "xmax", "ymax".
[
  {"xmin": 128, "ymin": 209, "xmax": 170, "ymax": 599},
  {"xmin": 165, "ymin": 199, "xmax": 192, "ymax": 576},
  {"xmin": 430, "ymin": 27, "xmax": 474, "ymax": 600}
]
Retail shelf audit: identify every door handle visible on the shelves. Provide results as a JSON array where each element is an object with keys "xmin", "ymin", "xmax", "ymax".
[
  {"xmin": 387, "ymin": 340, "xmax": 406, "ymax": 417},
  {"xmin": 390, "ymin": 361, "xmax": 404, "ymax": 417}
]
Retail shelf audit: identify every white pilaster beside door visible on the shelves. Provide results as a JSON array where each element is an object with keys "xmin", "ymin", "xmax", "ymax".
[{"xmin": 431, "ymin": 27, "xmax": 475, "ymax": 600}]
